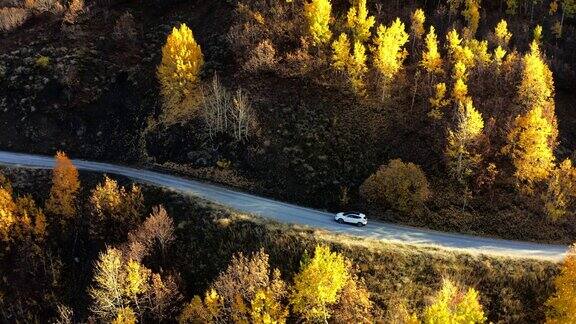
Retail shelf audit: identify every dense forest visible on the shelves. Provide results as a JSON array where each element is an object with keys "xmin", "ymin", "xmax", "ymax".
[{"xmin": 2, "ymin": 0, "xmax": 576, "ymax": 322}]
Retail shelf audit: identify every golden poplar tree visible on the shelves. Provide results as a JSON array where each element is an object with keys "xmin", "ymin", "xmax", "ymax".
[
  {"xmin": 424, "ymin": 279, "xmax": 486, "ymax": 323},
  {"xmin": 518, "ymin": 41, "xmax": 556, "ymax": 123},
  {"xmin": 410, "ymin": 9, "xmax": 426, "ymax": 43},
  {"xmin": 157, "ymin": 23, "xmax": 204, "ymax": 122},
  {"xmin": 372, "ymin": 18, "xmax": 409, "ymax": 98},
  {"xmin": 446, "ymin": 29, "xmax": 475, "ymax": 68},
  {"xmin": 250, "ymin": 288, "xmax": 289, "ymax": 324},
  {"xmin": 346, "ymin": 0, "xmax": 375, "ymax": 42},
  {"xmin": 504, "ymin": 41, "xmax": 557, "ymax": 187},
  {"xmin": 290, "ymin": 245, "xmax": 349, "ymax": 322},
  {"xmin": 546, "ymin": 244, "xmax": 576, "ymax": 323},
  {"xmin": 112, "ymin": 307, "xmax": 137, "ymax": 324},
  {"xmin": 445, "ymin": 99, "xmax": 484, "ymax": 183},
  {"xmin": 90, "ymin": 248, "xmax": 126, "ymax": 320},
  {"xmin": 179, "ymin": 289, "xmax": 223, "ymax": 324},
  {"xmin": 494, "ymin": 19, "xmax": 512, "ymax": 48},
  {"xmin": 421, "ymin": 26, "xmax": 443, "ymax": 75},
  {"xmin": 542, "ymin": 159, "xmax": 576, "ymax": 220},
  {"xmin": 462, "ymin": 0, "xmax": 481, "ymax": 39},
  {"xmin": 452, "ymin": 61, "xmax": 469, "ymax": 104},
  {"xmin": 332, "ymin": 34, "xmax": 367, "ymax": 94},
  {"xmin": 468, "ymin": 39, "xmax": 491, "ymax": 66},
  {"xmin": 350, "ymin": 41, "xmax": 368, "ymax": 94},
  {"xmin": 504, "ymin": 106, "xmax": 555, "ymax": 186},
  {"xmin": 428, "ymin": 82, "xmax": 449, "ymax": 119},
  {"xmin": 304, "ymin": 0, "xmax": 332, "ymax": 46},
  {"xmin": 0, "ymin": 186, "xmax": 16, "ymax": 242},
  {"xmin": 332, "ymin": 33, "xmax": 351, "ymax": 72},
  {"xmin": 46, "ymin": 151, "xmax": 80, "ymax": 220}
]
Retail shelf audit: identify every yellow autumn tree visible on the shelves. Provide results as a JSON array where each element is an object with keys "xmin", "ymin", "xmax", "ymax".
[
  {"xmin": 304, "ymin": 0, "xmax": 332, "ymax": 46},
  {"xmin": 494, "ymin": 46, "xmax": 507, "ymax": 65},
  {"xmin": 452, "ymin": 61, "xmax": 469, "ymax": 104},
  {"xmin": 504, "ymin": 42, "xmax": 557, "ymax": 188},
  {"xmin": 494, "ymin": 19, "xmax": 512, "ymax": 48},
  {"xmin": 250, "ymin": 288, "xmax": 289, "ymax": 324},
  {"xmin": 90, "ymin": 248, "xmax": 154, "ymax": 321},
  {"xmin": 462, "ymin": 0, "xmax": 480, "ymax": 39},
  {"xmin": 124, "ymin": 260, "xmax": 151, "ymax": 311},
  {"xmin": 179, "ymin": 289, "xmax": 223, "ymax": 324},
  {"xmin": 423, "ymin": 279, "xmax": 486, "ymax": 323},
  {"xmin": 90, "ymin": 248, "xmax": 126, "ymax": 320},
  {"xmin": 112, "ymin": 307, "xmax": 137, "ymax": 324},
  {"xmin": 332, "ymin": 33, "xmax": 351, "ymax": 72},
  {"xmin": 350, "ymin": 41, "xmax": 368, "ymax": 94},
  {"xmin": 0, "ymin": 186, "xmax": 16, "ymax": 242},
  {"xmin": 446, "ymin": 29, "xmax": 475, "ymax": 68},
  {"xmin": 503, "ymin": 106, "xmax": 555, "ymax": 187},
  {"xmin": 332, "ymin": 33, "xmax": 367, "ymax": 94},
  {"xmin": 422, "ymin": 26, "xmax": 443, "ymax": 75},
  {"xmin": 542, "ymin": 159, "xmax": 576, "ymax": 220},
  {"xmin": 518, "ymin": 41, "xmax": 556, "ymax": 124},
  {"xmin": 372, "ymin": 18, "xmax": 409, "ymax": 99},
  {"xmin": 290, "ymin": 245, "xmax": 349, "ymax": 322},
  {"xmin": 89, "ymin": 175, "xmax": 144, "ymax": 240},
  {"xmin": 467, "ymin": 39, "xmax": 491, "ymax": 66},
  {"xmin": 534, "ymin": 25, "xmax": 543, "ymax": 44},
  {"xmin": 428, "ymin": 82, "xmax": 449, "ymax": 119},
  {"xmin": 157, "ymin": 23, "xmax": 204, "ymax": 123},
  {"xmin": 411, "ymin": 8, "xmax": 425, "ymax": 49},
  {"xmin": 446, "ymin": 99, "xmax": 484, "ymax": 183},
  {"xmin": 346, "ymin": 0, "xmax": 375, "ymax": 42},
  {"xmin": 546, "ymin": 244, "xmax": 576, "ymax": 323},
  {"xmin": 46, "ymin": 151, "xmax": 80, "ymax": 220}
]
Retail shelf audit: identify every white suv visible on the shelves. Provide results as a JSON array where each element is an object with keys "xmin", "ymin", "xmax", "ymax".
[{"xmin": 335, "ymin": 211, "xmax": 367, "ymax": 227}]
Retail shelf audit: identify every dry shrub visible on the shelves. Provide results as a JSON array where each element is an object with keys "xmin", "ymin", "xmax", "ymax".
[
  {"xmin": 23, "ymin": 0, "xmax": 63, "ymax": 14},
  {"xmin": 146, "ymin": 273, "xmax": 182, "ymax": 321},
  {"xmin": 124, "ymin": 205, "xmax": 175, "ymax": 261},
  {"xmin": 242, "ymin": 39, "xmax": 278, "ymax": 73},
  {"xmin": 202, "ymin": 75, "xmax": 258, "ymax": 141},
  {"xmin": 62, "ymin": 0, "xmax": 83, "ymax": 24},
  {"xmin": 227, "ymin": 0, "xmax": 303, "ymax": 66},
  {"xmin": 360, "ymin": 159, "xmax": 431, "ymax": 214},
  {"xmin": 112, "ymin": 12, "xmax": 137, "ymax": 42},
  {"xmin": 282, "ymin": 38, "xmax": 315, "ymax": 76},
  {"xmin": 0, "ymin": 7, "xmax": 30, "ymax": 32}
]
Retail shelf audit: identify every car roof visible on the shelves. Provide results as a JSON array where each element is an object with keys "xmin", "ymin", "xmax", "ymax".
[{"xmin": 343, "ymin": 211, "xmax": 362, "ymax": 215}]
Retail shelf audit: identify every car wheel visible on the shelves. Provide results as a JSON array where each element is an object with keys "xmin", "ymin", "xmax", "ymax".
[
  {"xmin": 337, "ymin": 218, "xmax": 344, "ymax": 224},
  {"xmin": 357, "ymin": 222, "xmax": 363, "ymax": 227}
]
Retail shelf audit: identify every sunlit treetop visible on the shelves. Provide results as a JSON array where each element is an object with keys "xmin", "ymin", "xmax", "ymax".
[
  {"xmin": 304, "ymin": 0, "xmax": 333, "ymax": 46},
  {"xmin": 346, "ymin": 0, "xmax": 375, "ymax": 42},
  {"xmin": 422, "ymin": 26, "xmax": 443, "ymax": 75},
  {"xmin": 372, "ymin": 18, "xmax": 409, "ymax": 80},
  {"xmin": 411, "ymin": 8, "xmax": 426, "ymax": 41},
  {"xmin": 494, "ymin": 19, "xmax": 512, "ymax": 48},
  {"xmin": 462, "ymin": 0, "xmax": 481, "ymax": 39}
]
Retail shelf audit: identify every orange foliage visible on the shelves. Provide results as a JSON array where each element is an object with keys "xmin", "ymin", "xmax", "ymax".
[{"xmin": 46, "ymin": 151, "xmax": 80, "ymax": 220}]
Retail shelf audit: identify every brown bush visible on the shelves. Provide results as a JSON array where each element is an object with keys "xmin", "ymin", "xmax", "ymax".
[
  {"xmin": 242, "ymin": 39, "xmax": 278, "ymax": 73},
  {"xmin": 360, "ymin": 159, "xmax": 431, "ymax": 214},
  {"xmin": 0, "ymin": 7, "xmax": 30, "ymax": 33},
  {"xmin": 23, "ymin": 0, "xmax": 63, "ymax": 14},
  {"xmin": 62, "ymin": 0, "xmax": 83, "ymax": 24},
  {"xmin": 227, "ymin": 0, "xmax": 304, "ymax": 66}
]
